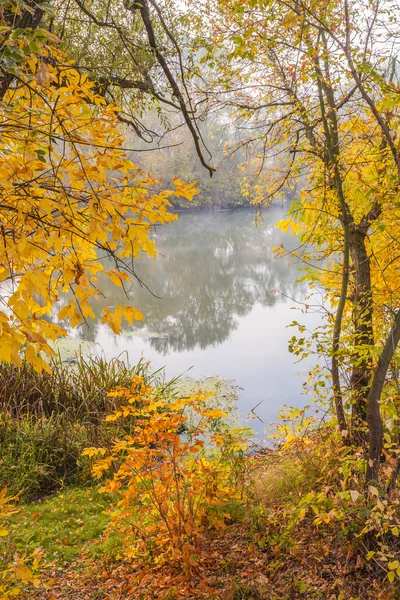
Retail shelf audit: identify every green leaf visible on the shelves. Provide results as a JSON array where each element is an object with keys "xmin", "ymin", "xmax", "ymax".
[
  {"xmin": 35, "ymin": 149, "xmax": 47, "ymax": 163},
  {"xmin": 39, "ymin": 2, "xmax": 54, "ymax": 15}
]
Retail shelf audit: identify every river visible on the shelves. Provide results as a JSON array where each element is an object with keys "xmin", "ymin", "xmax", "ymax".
[{"xmin": 70, "ymin": 204, "xmax": 322, "ymax": 440}]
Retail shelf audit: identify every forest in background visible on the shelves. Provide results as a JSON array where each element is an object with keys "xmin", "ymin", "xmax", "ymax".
[{"xmin": 129, "ymin": 112, "xmax": 264, "ymax": 209}]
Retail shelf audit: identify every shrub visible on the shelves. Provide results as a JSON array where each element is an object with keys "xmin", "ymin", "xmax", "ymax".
[
  {"xmin": 0, "ymin": 355, "xmax": 162, "ymax": 500},
  {"xmin": 85, "ymin": 375, "xmax": 250, "ymax": 580},
  {"xmin": 251, "ymin": 408, "xmax": 400, "ymax": 589}
]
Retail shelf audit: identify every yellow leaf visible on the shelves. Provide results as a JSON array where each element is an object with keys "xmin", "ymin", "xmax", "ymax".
[
  {"xmin": 123, "ymin": 306, "xmax": 143, "ymax": 324},
  {"xmin": 106, "ymin": 269, "xmax": 130, "ymax": 288},
  {"xmin": 58, "ymin": 304, "xmax": 73, "ymax": 320},
  {"xmin": 368, "ymin": 486, "xmax": 379, "ymax": 498},
  {"xmin": 81, "ymin": 303, "xmax": 95, "ymax": 319},
  {"xmin": 14, "ymin": 564, "xmax": 34, "ymax": 583},
  {"xmin": 25, "ymin": 345, "xmax": 43, "ymax": 373},
  {"xmin": 0, "ymin": 178, "xmax": 13, "ymax": 190},
  {"xmin": 82, "ymin": 447, "xmax": 106, "ymax": 457},
  {"xmin": 101, "ymin": 307, "xmax": 122, "ymax": 334}
]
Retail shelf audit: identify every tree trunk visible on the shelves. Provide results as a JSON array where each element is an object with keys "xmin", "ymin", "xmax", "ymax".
[
  {"xmin": 366, "ymin": 311, "xmax": 400, "ymax": 483},
  {"xmin": 0, "ymin": 1, "xmax": 45, "ymax": 98},
  {"xmin": 312, "ymin": 48, "xmax": 350, "ymax": 440},
  {"xmin": 349, "ymin": 226, "xmax": 374, "ymax": 433}
]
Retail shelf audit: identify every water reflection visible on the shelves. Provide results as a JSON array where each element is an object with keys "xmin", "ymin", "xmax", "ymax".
[
  {"xmin": 79, "ymin": 207, "xmax": 305, "ymax": 353},
  {"xmin": 65, "ymin": 205, "xmax": 323, "ymax": 437}
]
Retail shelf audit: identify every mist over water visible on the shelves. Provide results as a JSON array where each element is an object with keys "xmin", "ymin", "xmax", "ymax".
[{"xmin": 74, "ymin": 205, "xmax": 322, "ymax": 439}]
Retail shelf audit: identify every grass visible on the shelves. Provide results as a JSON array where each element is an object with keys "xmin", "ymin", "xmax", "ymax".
[
  {"xmin": 0, "ymin": 412, "xmax": 95, "ymax": 499},
  {"xmin": 225, "ymin": 580, "xmax": 265, "ymax": 600},
  {"xmin": 1, "ymin": 487, "xmax": 121, "ymax": 570},
  {"xmin": 0, "ymin": 352, "xmax": 151, "ymax": 421},
  {"xmin": 0, "ymin": 354, "xmax": 169, "ymax": 500}
]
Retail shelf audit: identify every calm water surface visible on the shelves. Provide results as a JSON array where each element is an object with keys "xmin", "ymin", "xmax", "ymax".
[{"xmin": 74, "ymin": 205, "xmax": 322, "ymax": 438}]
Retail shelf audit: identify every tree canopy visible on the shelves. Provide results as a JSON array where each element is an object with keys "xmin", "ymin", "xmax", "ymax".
[
  {"xmin": 0, "ymin": 1, "xmax": 197, "ymax": 371},
  {"xmin": 183, "ymin": 0, "xmax": 400, "ymax": 483}
]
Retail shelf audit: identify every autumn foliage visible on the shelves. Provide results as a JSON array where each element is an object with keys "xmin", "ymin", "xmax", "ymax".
[
  {"xmin": 0, "ymin": 45, "xmax": 196, "ymax": 373},
  {"xmin": 2, "ymin": 0, "xmax": 400, "ymax": 598},
  {"xmin": 83, "ymin": 376, "xmax": 248, "ymax": 592}
]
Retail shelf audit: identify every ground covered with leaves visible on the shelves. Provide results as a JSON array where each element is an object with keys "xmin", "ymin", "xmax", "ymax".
[
  {"xmin": 25, "ymin": 529, "xmax": 389, "ymax": 600},
  {"xmin": 5, "ymin": 466, "xmax": 398, "ymax": 600},
  {"xmin": 3, "ymin": 377, "xmax": 400, "ymax": 600}
]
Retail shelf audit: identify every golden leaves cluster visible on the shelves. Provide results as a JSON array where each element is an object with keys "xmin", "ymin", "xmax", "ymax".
[
  {"xmin": 0, "ymin": 49, "xmax": 197, "ymax": 371},
  {"xmin": 83, "ymin": 376, "xmax": 248, "ymax": 580}
]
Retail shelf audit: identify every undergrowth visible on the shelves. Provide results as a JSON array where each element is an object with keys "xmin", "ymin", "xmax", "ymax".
[
  {"xmin": 2, "ymin": 367, "xmax": 400, "ymax": 599},
  {"xmin": 2, "ymin": 405, "xmax": 400, "ymax": 599},
  {"xmin": 1, "ymin": 374, "xmax": 250, "ymax": 600},
  {"xmin": 85, "ymin": 376, "xmax": 250, "ymax": 576},
  {"xmin": 245, "ymin": 412, "xmax": 400, "ymax": 599},
  {"xmin": 0, "ymin": 354, "xmax": 164, "ymax": 500}
]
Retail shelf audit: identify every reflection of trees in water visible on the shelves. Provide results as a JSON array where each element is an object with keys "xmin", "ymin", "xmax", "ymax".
[{"xmin": 79, "ymin": 208, "xmax": 306, "ymax": 353}]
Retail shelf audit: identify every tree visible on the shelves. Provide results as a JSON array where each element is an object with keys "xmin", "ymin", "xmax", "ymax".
[
  {"xmin": 0, "ymin": 0, "xmax": 50, "ymax": 97},
  {"xmin": 46, "ymin": 0, "xmax": 215, "ymax": 174},
  {"xmin": 132, "ymin": 108, "xmax": 262, "ymax": 209},
  {"xmin": 188, "ymin": 0, "xmax": 400, "ymax": 484},
  {"xmin": 0, "ymin": 15, "xmax": 196, "ymax": 371}
]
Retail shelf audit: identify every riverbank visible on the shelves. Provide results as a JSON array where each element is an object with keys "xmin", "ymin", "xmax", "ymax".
[
  {"xmin": 5, "ymin": 438, "xmax": 396, "ymax": 600},
  {"xmin": 2, "ymin": 357, "xmax": 399, "ymax": 600},
  {"xmin": 0, "ymin": 353, "xmax": 241, "ymax": 502}
]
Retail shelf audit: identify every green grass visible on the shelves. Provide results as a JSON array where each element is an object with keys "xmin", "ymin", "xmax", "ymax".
[
  {"xmin": 1, "ymin": 486, "xmax": 122, "ymax": 570},
  {"xmin": 0, "ymin": 353, "xmax": 152, "ymax": 421},
  {"xmin": 0, "ymin": 354, "xmax": 169, "ymax": 500},
  {"xmin": 227, "ymin": 580, "xmax": 265, "ymax": 600}
]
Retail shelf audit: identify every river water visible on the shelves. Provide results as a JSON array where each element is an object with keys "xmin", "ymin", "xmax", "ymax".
[{"xmin": 72, "ymin": 204, "xmax": 322, "ymax": 440}]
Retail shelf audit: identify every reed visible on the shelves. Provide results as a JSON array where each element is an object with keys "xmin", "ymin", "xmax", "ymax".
[
  {"xmin": 0, "ymin": 353, "xmax": 152, "ymax": 420},
  {"xmin": 0, "ymin": 353, "xmax": 166, "ymax": 499}
]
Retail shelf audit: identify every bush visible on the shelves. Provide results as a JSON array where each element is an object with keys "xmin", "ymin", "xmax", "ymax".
[
  {"xmin": 85, "ymin": 375, "xmax": 249, "ymax": 583},
  {"xmin": 0, "ymin": 355, "xmax": 162, "ymax": 500},
  {"xmin": 250, "ymin": 411, "xmax": 400, "ymax": 591}
]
